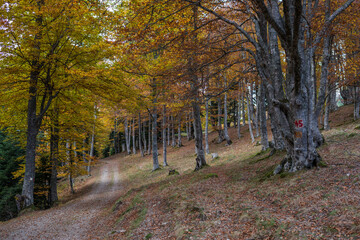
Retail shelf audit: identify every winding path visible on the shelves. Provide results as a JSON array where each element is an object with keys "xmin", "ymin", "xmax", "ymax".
[{"xmin": 0, "ymin": 158, "xmax": 122, "ymax": 240}]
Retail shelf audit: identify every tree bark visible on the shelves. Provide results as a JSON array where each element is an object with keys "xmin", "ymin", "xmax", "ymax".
[
  {"xmin": 193, "ymin": 101, "xmax": 207, "ymax": 170},
  {"xmin": 205, "ymin": 98, "xmax": 210, "ymax": 154},
  {"xmin": 66, "ymin": 140, "xmax": 75, "ymax": 194},
  {"xmin": 125, "ymin": 117, "xmax": 131, "ymax": 155},
  {"xmin": 354, "ymin": 86, "xmax": 360, "ymax": 120},
  {"xmin": 151, "ymin": 78, "xmax": 159, "ymax": 170},
  {"xmin": 22, "ymin": 2, "xmax": 43, "ymax": 207},
  {"xmin": 152, "ymin": 108, "xmax": 159, "ymax": 170},
  {"xmin": 88, "ymin": 103, "xmax": 97, "ymax": 176},
  {"xmin": 177, "ymin": 113, "xmax": 183, "ymax": 147},
  {"xmin": 192, "ymin": 110, "xmax": 198, "ymax": 154},
  {"xmin": 217, "ymin": 96, "xmax": 225, "ymax": 143},
  {"xmin": 139, "ymin": 113, "xmax": 144, "ymax": 157},
  {"xmin": 249, "ymin": 84, "xmax": 259, "ymax": 138},
  {"xmin": 259, "ymin": 81, "xmax": 269, "ymax": 150},
  {"xmin": 162, "ymin": 105, "xmax": 168, "ymax": 166},
  {"xmin": 246, "ymin": 91, "xmax": 255, "ymax": 143},
  {"xmin": 171, "ymin": 116, "xmax": 176, "ymax": 147},
  {"xmin": 167, "ymin": 116, "xmax": 170, "ymax": 146},
  {"xmin": 223, "ymin": 79, "xmax": 232, "ymax": 145},
  {"xmin": 132, "ymin": 117, "xmax": 136, "ymax": 154},
  {"xmin": 142, "ymin": 118, "xmax": 147, "ymax": 154},
  {"xmin": 148, "ymin": 113, "xmax": 152, "ymax": 155},
  {"xmin": 237, "ymin": 83, "xmax": 242, "ymax": 139}
]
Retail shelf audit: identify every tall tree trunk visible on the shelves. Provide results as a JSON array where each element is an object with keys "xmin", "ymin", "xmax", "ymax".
[
  {"xmin": 193, "ymin": 101, "xmax": 207, "ymax": 170},
  {"xmin": 151, "ymin": 78, "xmax": 159, "ymax": 170},
  {"xmin": 167, "ymin": 116, "xmax": 170, "ymax": 146},
  {"xmin": 177, "ymin": 114, "xmax": 182, "ymax": 147},
  {"xmin": 237, "ymin": 83, "xmax": 242, "ymax": 139},
  {"xmin": 217, "ymin": 96, "xmax": 224, "ymax": 143},
  {"xmin": 354, "ymin": 86, "xmax": 360, "ymax": 120},
  {"xmin": 88, "ymin": 104, "xmax": 97, "ymax": 176},
  {"xmin": 139, "ymin": 113, "xmax": 144, "ymax": 157},
  {"xmin": 247, "ymin": 91, "xmax": 255, "ymax": 143},
  {"xmin": 255, "ymin": 87, "xmax": 260, "ymax": 138},
  {"xmin": 249, "ymin": 84, "xmax": 259, "ymax": 138},
  {"xmin": 171, "ymin": 116, "xmax": 176, "ymax": 147},
  {"xmin": 143, "ymin": 119, "xmax": 147, "ymax": 154},
  {"xmin": 148, "ymin": 113, "xmax": 152, "ymax": 155},
  {"xmin": 125, "ymin": 117, "xmax": 131, "ymax": 155},
  {"xmin": 223, "ymin": 79, "xmax": 232, "ymax": 145},
  {"xmin": 132, "ymin": 117, "xmax": 136, "ymax": 155},
  {"xmin": 162, "ymin": 105, "xmax": 168, "ymax": 167},
  {"xmin": 192, "ymin": 110, "xmax": 198, "ymax": 154},
  {"xmin": 66, "ymin": 140, "xmax": 75, "ymax": 194},
  {"xmin": 259, "ymin": 81, "xmax": 269, "ymax": 150},
  {"xmin": 22, "ymin": 0, "xmax": 45, "ymax": 207},
  {"xmin": 205, "ymin": 98, "xmax": 210, "ymax": 154},
  {"xmin": 241, "ymin": 92, "xmax": 246, "ymax": 126},
  {"xmin": 114, "ymin": 118, "xmax": 118, "ymax": 154},
  {"xmin": 186, "ymin": 113, "xmax": 191, "ymax": 140},
  {"xmin": 152, "ymin": 108, "xmax": 159, "ymax": 170}
]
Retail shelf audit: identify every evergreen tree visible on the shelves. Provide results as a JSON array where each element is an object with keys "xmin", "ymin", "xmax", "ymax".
[{"xmin": 0, "ymin": 131, "xmax": 25, "ymax": 221}]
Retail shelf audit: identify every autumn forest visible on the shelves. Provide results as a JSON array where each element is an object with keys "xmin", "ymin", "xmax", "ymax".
[{"xmin": 0, "ymin": 0, "xmax": 360, "ymax": 239}]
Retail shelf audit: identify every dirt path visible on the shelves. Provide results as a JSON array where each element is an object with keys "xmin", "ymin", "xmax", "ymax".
[{"xmin": 0, "ymin": 158, "xmax": 123, "ymax": 240}]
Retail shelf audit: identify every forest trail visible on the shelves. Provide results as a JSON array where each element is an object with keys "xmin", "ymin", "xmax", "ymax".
[{"xmin": 0, "ymin": 158, "xmax": 123, "ymax": 240}]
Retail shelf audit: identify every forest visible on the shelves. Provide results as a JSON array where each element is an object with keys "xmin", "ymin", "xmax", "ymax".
[{"xmin": 0, "ymin": 0, "xmax": 360, "ymax": 238}]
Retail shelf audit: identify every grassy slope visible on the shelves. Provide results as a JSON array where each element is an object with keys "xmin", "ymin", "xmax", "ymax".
[{"xmin": 106, "ymin": 104, "xmax": 360, "ymax": 240}]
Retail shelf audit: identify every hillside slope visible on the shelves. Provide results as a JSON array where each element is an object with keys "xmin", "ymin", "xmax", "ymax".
[
  {"xmin": 107, "ymin": 104, "xmax": 360, "ymax": 239},
  {"xmin": 1, "ymin": 104, "xmax": 359, "ymax": 240}
]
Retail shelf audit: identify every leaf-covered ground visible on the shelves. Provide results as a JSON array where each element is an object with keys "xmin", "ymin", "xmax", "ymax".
[
  {"xmin": 1, "ymin": 104, "xmax": 359, "ymax": 240},
  {"xmin": 107, "ymin": 104, "xmax": 360, "ymax": 240}
]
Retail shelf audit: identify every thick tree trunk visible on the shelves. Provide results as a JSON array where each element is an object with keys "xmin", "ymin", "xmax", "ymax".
[
  {"xmin": 162, "ymin": 105, "xmax": 168, "ymax": 167},
  {"xmin": 259, "ymin": 81, "xmax": 269, "ymax": 150},
  {"xmin": 22, "ymin": 0, "xmax": 44, "ymax": 208},
  {"xmin": 193, "ymin": 101, "xmax": 207, "ymax": 171},
  {"xmin": 205, "ymin": 98, "xmax": 210, "ymax": 154},
  {"xmin": 192, "ymin": 110, "xmax": 198, "ymax": 154}
]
